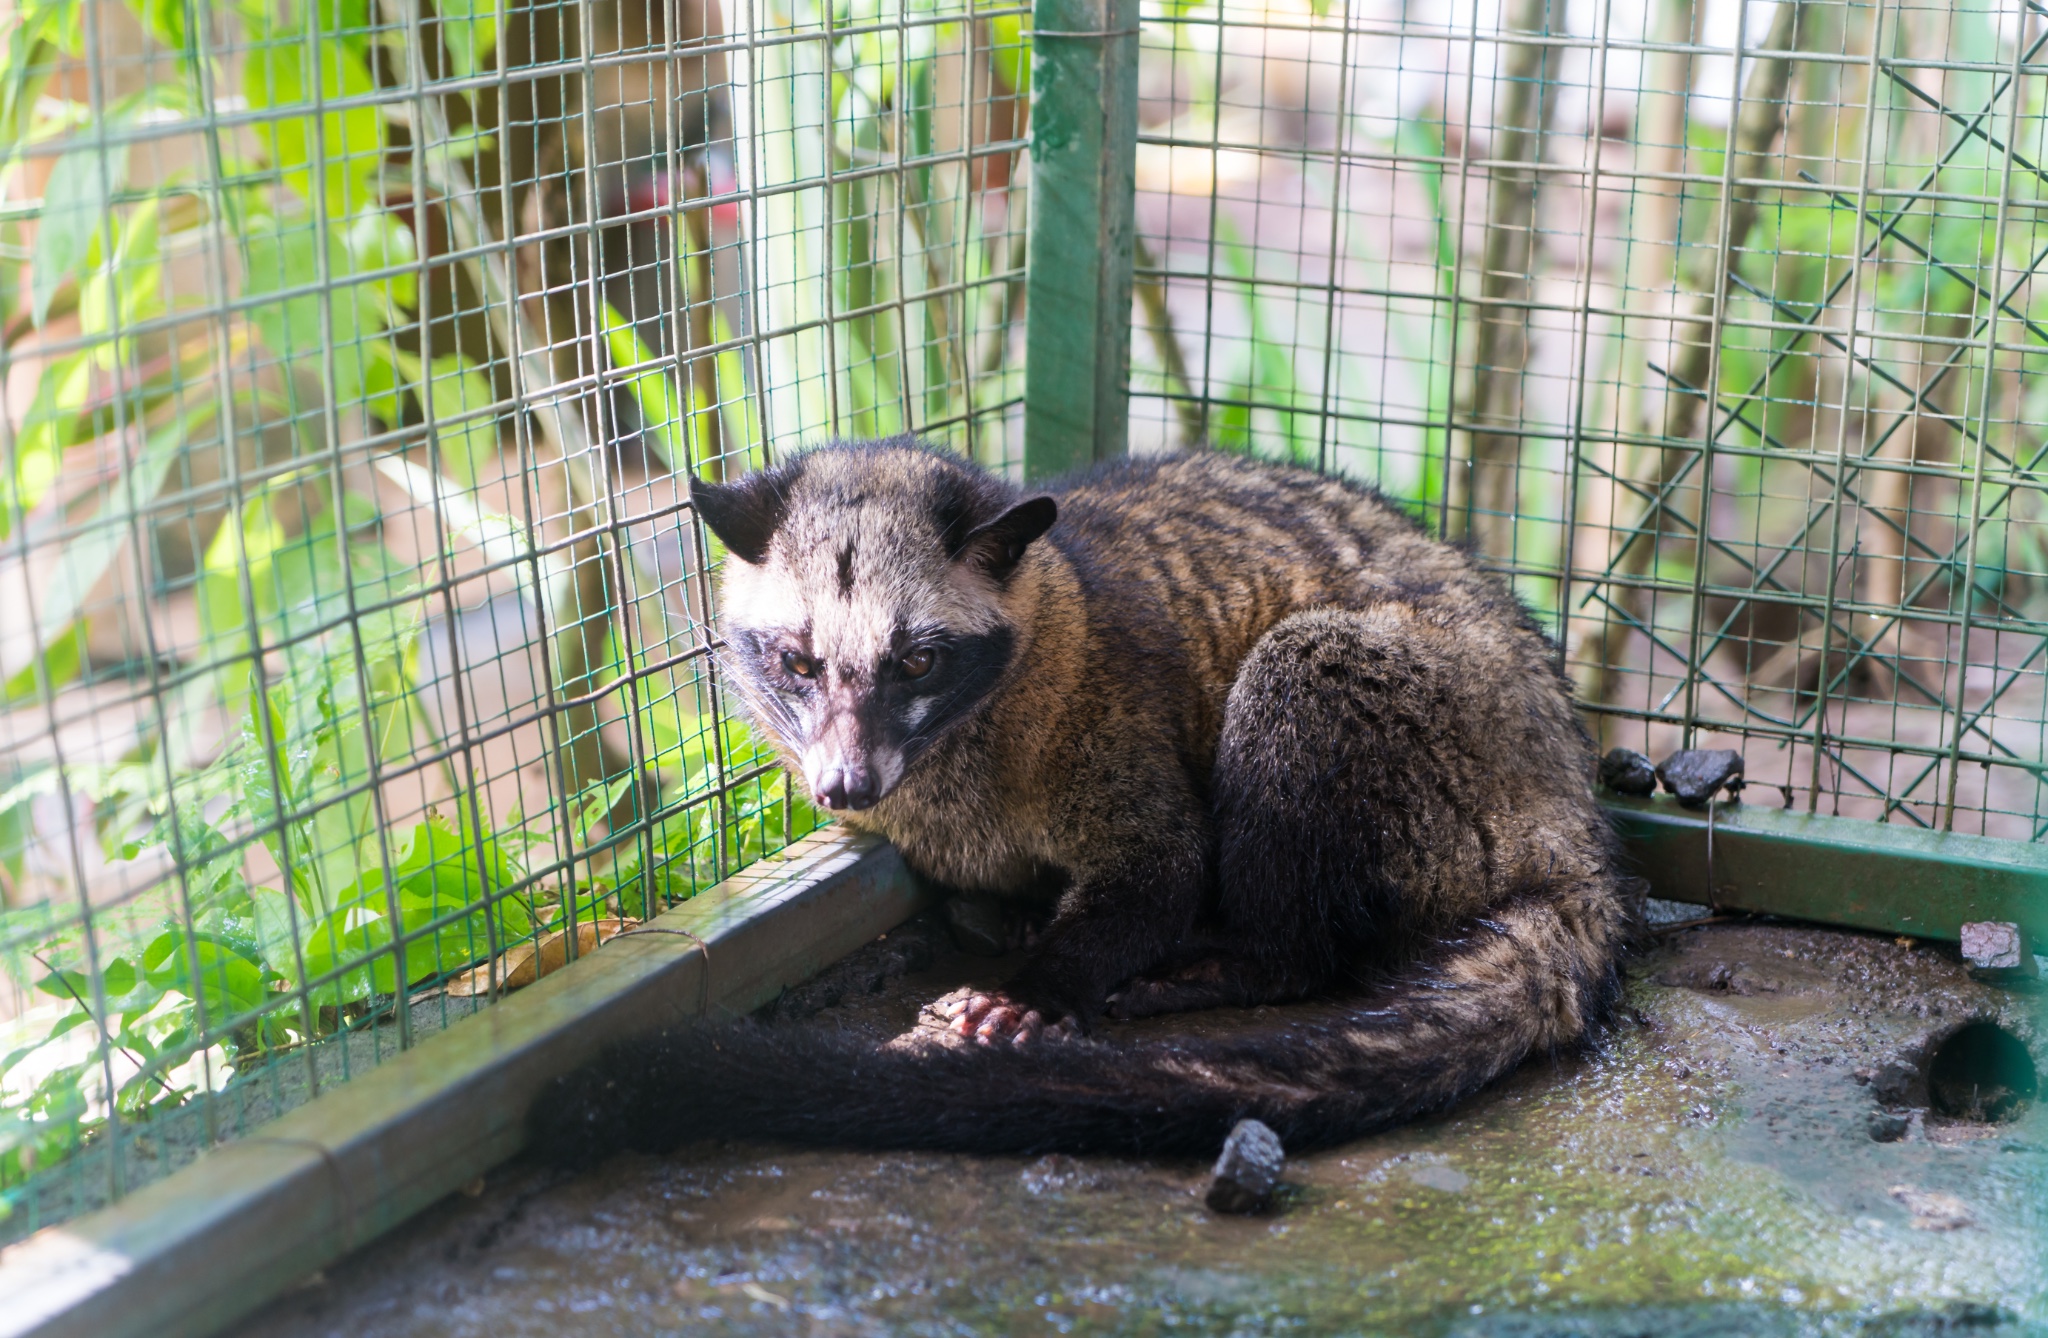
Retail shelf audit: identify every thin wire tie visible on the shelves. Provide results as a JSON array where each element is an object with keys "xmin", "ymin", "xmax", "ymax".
[
  {"xmin": 1031, "ymin": 27, "xmax": 1140, "ymax": 37},
  {"xmin": 243, "ymin": 1136, "xmax": 357, "ymax": 1248},
  {"xmin": 1706, "ymin": 795, "xmax": 1718, "ymax": 910},
  {"xmin": 613, "ymin": 925, "xmax": 715, "ymax": 1013}
]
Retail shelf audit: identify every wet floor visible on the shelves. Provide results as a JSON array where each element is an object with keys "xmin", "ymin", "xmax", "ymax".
[{"xmin": 235, "ymin": 916, "xmax": 2048, "ymax": 1337}]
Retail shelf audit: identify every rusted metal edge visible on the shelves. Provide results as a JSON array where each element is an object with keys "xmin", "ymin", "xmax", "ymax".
[
  {"xmin": 1605, "ymin": 794, "xmax": 2048, "ymax": 944},
  {"xmin": 0, "ymin": 830, "xmax": 925, "ymax": 1338}
]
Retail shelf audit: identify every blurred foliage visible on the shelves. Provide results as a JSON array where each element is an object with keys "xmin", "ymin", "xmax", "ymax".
[{"xmin": 0, "ymin": 0, "xmax": 823, "ymax": 1209}]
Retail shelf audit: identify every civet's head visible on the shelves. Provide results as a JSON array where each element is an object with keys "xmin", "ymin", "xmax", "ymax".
[{"xmin": 689, "ymin": 441, "xmax": 1057, "ymax": 813}]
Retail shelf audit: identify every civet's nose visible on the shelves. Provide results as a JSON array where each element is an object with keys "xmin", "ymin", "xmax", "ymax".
[{"xmin": 813, "ymin": 761, "xmax": 878, "ymax": 811}]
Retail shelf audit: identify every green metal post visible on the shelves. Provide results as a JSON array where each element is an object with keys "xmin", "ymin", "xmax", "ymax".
[{"xmin": 1021, "ymin": 0, "xmax": 1140, "ymax": 480}]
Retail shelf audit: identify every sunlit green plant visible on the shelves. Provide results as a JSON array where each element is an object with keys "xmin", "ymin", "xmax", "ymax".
[{"xmin": 0, "ymin": 0, "xmax": 828, "ymax": 1208}]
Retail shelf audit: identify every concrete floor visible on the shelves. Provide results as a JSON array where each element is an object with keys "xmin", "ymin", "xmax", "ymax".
[{"xmin": 234, "ymin": 915, "xmax": 2047, "ymax": 1337}]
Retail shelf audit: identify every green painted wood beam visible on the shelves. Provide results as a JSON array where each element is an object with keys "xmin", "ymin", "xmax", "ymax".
[
  {"xmin": 0, "ymin": 832, "xmax": 928, "ymax": 1338},
  {"xmin": 1021, "ymin": 0, "xmax": 1140, "ymax": 480},
  {"xmin": 1604, "ymin": 794, "xmax": 2048, "ymax": 945}
]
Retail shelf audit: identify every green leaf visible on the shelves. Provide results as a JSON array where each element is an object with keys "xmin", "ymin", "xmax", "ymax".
[
  {"xmin": 31, "ymin": 134, "xmax": 129, "ymax": 326},
  {"xmin": 0, "ymin": 219, "xmax": 21, "ymax": 333},
  {"xmin": 32, "ymin": 965, "xmax": 90, "ymax": 1004},
  {"xmin": 5, "ymin": 349, "xmax": 90, "ymax": 538},
  {"xmin": 709, "ymin": 306, "xmax": 763, "ymax": 470},
  {"xmin": 241, "ymin": 30, "xmax": 383, "ymax": 212},
  {"xmin": 391, "ymin": 813, "xmax": 504, "ymax": 896},
  {"xmin": 438, "ymin": 0, "xmax": 499, "ymax": 79},
  {"xmin": 0, "ymin": 0, "xmax": 82, "ymax": 161},
  {"xmin": 32, "ymin": 954, "xmax": 154, "ymax": 1015},
  {"xmin": 299, "ymin": 814, "xmax": 537, "ymax": 999},
  {"xmin": 131, "ymin": 0, "xmax": 189, "ymax": 57},
  {"xmin": 382, "ymin": 885, "xmax": 473, "ymax": 991},
  {"xmin": 236, "ymin": 683, "xmax": 296, "ymax": 872},
  {"xmin": 344, "ymin": 209, "xmax": 417, "ymax": 309},
  {"xmin": 76, "ymin": 195, "xmax": 166, "ymax": 355},
  {"xmin": 575, "ymin": 776, "xmax": 639, "ymax": 841},
  {"xmin": 599, "ymin": 302, "xmax": 684, "ymax": 468},
  {"xmin": 1, "ymin": 620, "xmax": 83, "ymax": 706},
  {"xmin": 1211, "ymin": 378, "xmax": 1253, "ymax": 454},
  {"xmin": 243, "ymin": 218, "xmax": 385, "ymax": 412},
  {"xmin": 986, "ymin": 12, "xmax": 1028, "ymax": 96},
  {"xmin": 298, "ymin": 905, "xmax": 378, "ymax": 1008},
  {"xmin": 0, "ymin": 766, "xmax": 50, "ymax": 891},
  {"xmin": 33, "ymin": 400, "xmax": 211, "ymax": 647},
  {"xmin": 393, "ymin": 350, "xmax": 501, "ymax": 484},
  {"xmin": 142, "ymin": 929, "xmax": 270, "ymax": 1025},
  {"xmin": 44, "ymin": 1008, "xmax": 91, "ymax": 1042},
  {"xmin": 1202, "ymin": 216, "xmax": 1316, "ymax": 465},
  {"xmin": 240, "ymin": 884, "xmax": 303, "ymax": 987}
]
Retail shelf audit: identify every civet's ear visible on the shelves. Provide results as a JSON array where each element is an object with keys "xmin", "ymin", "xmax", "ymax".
[
  {"xmin": 690, "ymin": 471, "xmax": 791, "ymax": 565},
  {"xmin": 953, "ymin": 496, "xmax": 1057, "ymax": 583}
]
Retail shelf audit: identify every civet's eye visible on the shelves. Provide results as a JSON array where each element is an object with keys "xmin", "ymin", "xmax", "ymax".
[
  {"xmin": 900, "ymin": 648, "xmax": 934, "ymax": 679},
  {"xmin": 781, "ymin": 650, "xmax": 818, "ymax": 679}
]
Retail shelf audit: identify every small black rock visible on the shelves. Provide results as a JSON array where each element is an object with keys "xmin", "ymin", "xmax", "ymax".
[
  {"xmin": 1868, "ymin": 1109, "xmax": 1912, "ymax": 1143},
  {"xmin": 1655, "ymin": 749, "xmax": 1746, "ymax": 808},
  {"xmin": 1206, "ymin": 1118, "xmax": 1285, "ymax": 1214},
  {"xmin": 1870, "ymin": 1057, "xmax": 1927, "ymax": 1109},
  {"xmin": 1598, "ymin": 748, "xmax": 1658, "ymax": 796}
]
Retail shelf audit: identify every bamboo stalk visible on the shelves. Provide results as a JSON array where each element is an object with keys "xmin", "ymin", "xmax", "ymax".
[
  {"xmin": 1849, "ymin": 2, "xmax": 1948, "ymax": 685},
  {"xmin": 1573, "ymin": 0, "xmax": 1805, "ymax": 706},
  {"xmin": 389, "ymin": 0, "xmax": 634, "ymax": 805},
  {"xmin": 677, "ymin": 159, "xmax": 729, "ymax": 474},
  {"xmin": 1460, "ymin": 0, "xmax": 1558, "ymax": 554},
  {"xmin": 1571, "ymin": 0, "xmax": 1694, "ymax": 711}
]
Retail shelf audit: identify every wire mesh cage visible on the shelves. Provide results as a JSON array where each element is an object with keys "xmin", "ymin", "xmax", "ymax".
[
  {"xmin": 2, "ymin": 0, "xmax": 2045, "ymax": 1248},
  {"xmin": 1127, "ymin": 0, "xmax": 2048, "ymax": 842},
  {"xmin": 0, "ymin": 0, "xmax": 1027, "ymax": 1236}
]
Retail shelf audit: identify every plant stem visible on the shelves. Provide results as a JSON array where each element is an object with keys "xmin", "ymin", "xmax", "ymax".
[
  {"xmin": 1132, "ymin": 232, "xmax": 1203, "ymax": 447},
  {"xmin": 1573, "ymin": 0, "xmax": 1806, "ymax": 707},
  {"xmin": 1461, "ymin": 0, "xmax": 1559, "ymax": 554}
]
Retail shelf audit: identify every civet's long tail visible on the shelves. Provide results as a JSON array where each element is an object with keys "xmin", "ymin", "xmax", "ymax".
[{"xmin": 528, "ymin": 871, "xmax": 1625, "ymax": 1161}]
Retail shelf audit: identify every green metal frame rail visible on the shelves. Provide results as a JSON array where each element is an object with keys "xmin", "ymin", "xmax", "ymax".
[
  {"xmin": 1021, "ymin": 0, "xmax": 1140, "ymax": 479},
  {"xmin": 1606, "ymin": 794, "xmax": 2047, "ymax": 946}
]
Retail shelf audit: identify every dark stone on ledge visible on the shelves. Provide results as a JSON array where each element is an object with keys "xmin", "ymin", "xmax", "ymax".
[
  {"xmin": 1656, "ymin": 749, "xmax": 1746, "ymax": 808},
  {"xmin": 1599, "ymin": 748, "xmax": 1658, "ymax": 797}
]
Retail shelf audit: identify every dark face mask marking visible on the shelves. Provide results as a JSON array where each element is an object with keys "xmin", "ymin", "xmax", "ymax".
[
  {"xmin": 725, "ymin": 620, "xmax": 1012, "ymax": 804},
  {"xmin": 710, "ymin": 449, "xmax": 1056, "ymax": 803},
  {"xmin": 893, "ymin": 626, "xmax": 1016, "ymax": 769}
]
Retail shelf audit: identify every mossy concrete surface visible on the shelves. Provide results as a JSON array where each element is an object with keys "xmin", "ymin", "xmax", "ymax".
[{"xmin": 234, "ymin": 921, "xmax": 2048, "ymax": 1337}]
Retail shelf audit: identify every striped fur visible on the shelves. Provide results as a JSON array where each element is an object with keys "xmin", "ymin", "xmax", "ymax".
[{"xmin": 530, "ymin": 441, "xmax": 1637, "ymax": 1159}]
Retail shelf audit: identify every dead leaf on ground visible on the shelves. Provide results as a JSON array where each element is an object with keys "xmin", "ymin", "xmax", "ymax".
[
  {"xmin": 1890, "ymin": 1184, "xmax": 1974, "ymax": 1231},
  {"xmin": 740, "ymin": 1281, "xmax": 791, "ymax": 1310},
  {"xmin": 445, "ymin": 917, "xmax": 634, "ymax": 996}
]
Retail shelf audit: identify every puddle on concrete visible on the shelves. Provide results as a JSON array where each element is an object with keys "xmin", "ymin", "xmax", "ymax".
[{"xmin": 236, "ymin": 922, "xmax": 2048, "ymax": 1337}]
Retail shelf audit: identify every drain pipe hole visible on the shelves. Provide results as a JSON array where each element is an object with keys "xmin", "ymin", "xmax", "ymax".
[{"xmin": 1927, "ymin": 1023, "xmax": 2037, "ymax": 1122}]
